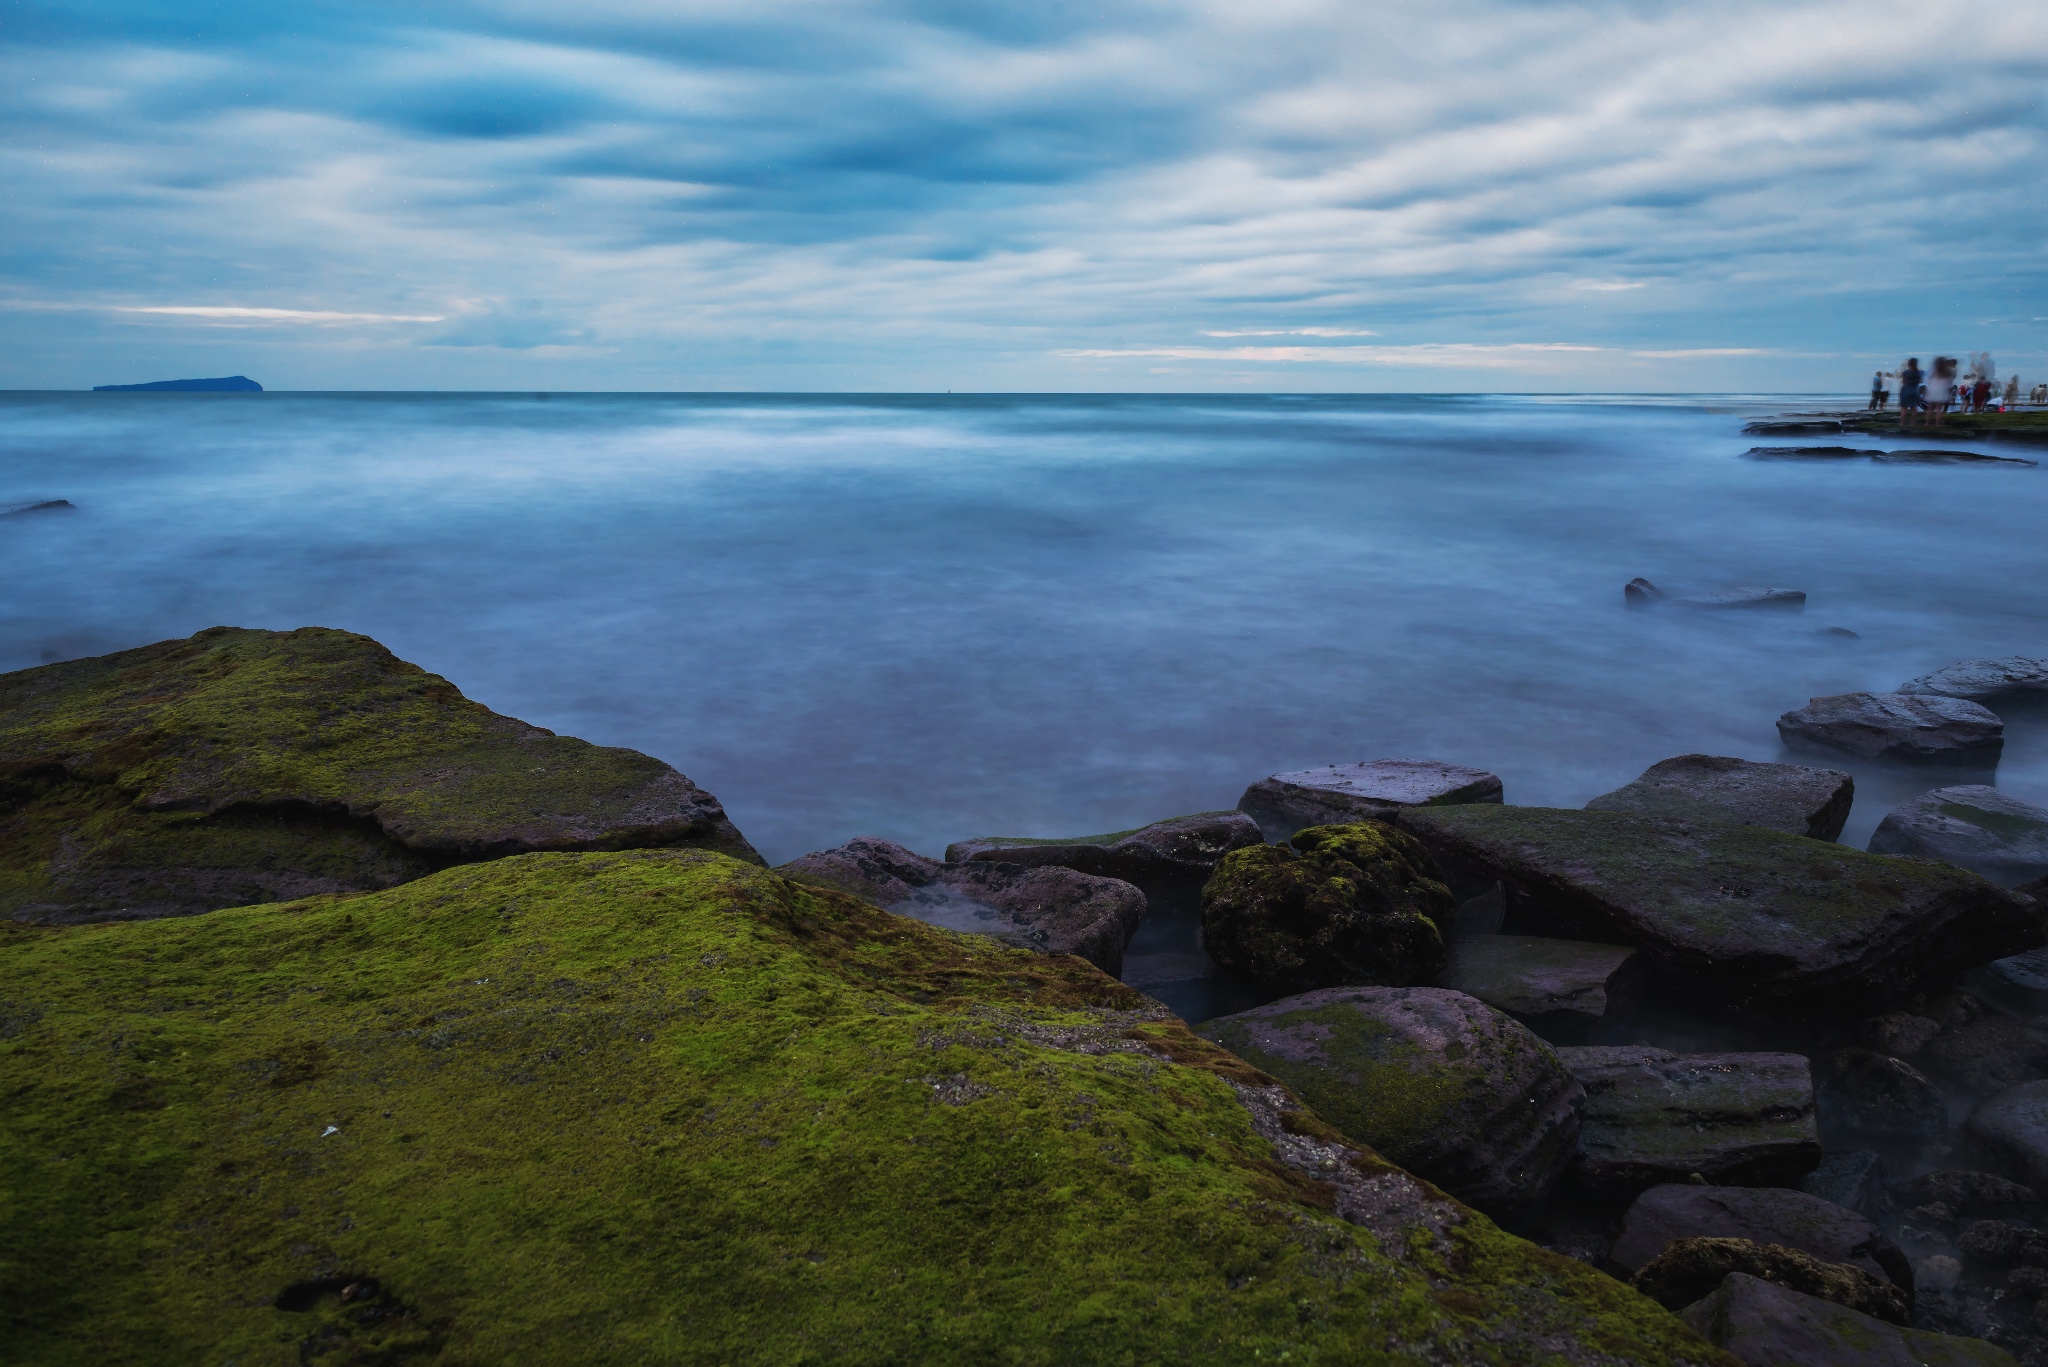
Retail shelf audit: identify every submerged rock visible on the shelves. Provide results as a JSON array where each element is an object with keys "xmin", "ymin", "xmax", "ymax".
[
  {"xmin": 1196, "ymin": 985, "xmax": 1583, "ymax": 1210},
  {"xmin": 1873, "ymin": 448, "xmax": 2037, "ymax": 466},
  {"xmin": 0, "ymin": 848, "xmax": 1734, "ymax": 1364},
  {"xmin": 1901, "ymin": 657, "xmax": 2048, "ymax": 710},
  {"xmin": 1777, "ymin": 691, "xmax": 2004, "ymax": 767},
  {"xmin": 1623, "ymin": 579, "xmax": 1806, "ymax": 610},
  {"xmin": 1612, "ymin": 1184, "xmax": 1912, "ymax": 1292},
  {"xmin": 2, "ymin": 498, "xmax": 76, "ymax": 516},
  {"xmin": 944, "ymin": 810, "xmax": 1263, "ymax": 886},
  {"xmin": 1556, "ymin": 1046, "xmax": 1821, "ymax": 1193},
  {"xmin": 0, "ymin": 627, "xmax": 759, "ymax": 924},
  {"xmin": 1891, "ymin": 1172, "xmax": 2037, "ymax": 1220},
  {"xmin": 1632, "ymin": 1237, "xmax": 1909, "ymax": 1323},
  {"xmin": 1814, "ymin": 1049, "xmax": 1948, "ymax": 1154},
  {"xmin": 777, "ymin": 836, "xmax": 1145, "ymax": 976},
  {"xmin": 1966, "ymin": 1082, "xmax": 2048, "ymax": 1190},
  {"xmin": 1870, "ymin": 786, "xmax": 2048, "ymax": 887},
  {"xmin": 1585, "ymin": 754, "xmax": 1854, "ymax": 840},
  {"xmin": 1681, "ymin": 1273, "xmax": 2016, "ymax": 1367},
  {"xmin": 1802, "ymin": 1150, "xmax": 1893, "ymax": 1226},
  {"xmin": 1742, "ymin": 419, "xmax": 1846, "ymax": 435},
  {"xmin": 1435, "ymin": 934, "xmax": 1646, "ymax": 1044},
  {"xmin": 1397, "ymin": 805, "xmax": 2040, "ymax": 1016},
  {"xmin": 1744, "ymin": 445, "xmax": 1881, "ymax": 459},
  {"xmin": 1198, "ymin": 822, "xmax": 1452, "ymax": 994},
  {"xmin": 1235, "ymin": 758, "xmax": 1502, "ymax": 840}
]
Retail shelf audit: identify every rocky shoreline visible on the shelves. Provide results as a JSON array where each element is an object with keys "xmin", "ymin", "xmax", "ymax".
[{"xmin": 7, "ymin": 625, "xmax": 2048, "ymax": 1364}]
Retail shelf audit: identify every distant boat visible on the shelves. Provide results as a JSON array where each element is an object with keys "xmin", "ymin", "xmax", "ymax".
[{"xmin": 92, "ymin": 375, "xmax": 263, "ymax": 392}]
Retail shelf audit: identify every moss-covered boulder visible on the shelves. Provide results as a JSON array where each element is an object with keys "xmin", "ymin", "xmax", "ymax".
[
  {"xmin": 1200, "ymin": 822, "xmax": 1453, "ymax": 994},
  {"xmin": 1196, "ymin": 986, "xmax": 1584, "ymax": 1211},
  {"xmin": 1397, "ymin": 805, "xmax": 2042, "ymax": 1016},
  {"xmin": 1681, "ymin": 1273, "xmax": 2016, "ymax": 1366},
  {"xmin": 1612, "ymin": 1184, "xmax": 1911, "ymax": 1295},
  {"xmin": 1632, "ymin": 1237, "xmax": 1909, "ymax": 1323},
  {"xmin": 0, "ymin": 850, "xmax": 1732, "ymax": 1365},
  {"xmin": 1584, "ymin": 754, "xmax": 1854, "ymax": 841},
  {"xmin": 1237, "ymin": 759, "xmax": 1502, "ymax": 841},
  {"xmin": 944, "ymin": 810, "xmax": 1264, "ymax": 888},
  {"xmin": 0, "ymin": 627, "xmax": 758, "ymax": 923}
]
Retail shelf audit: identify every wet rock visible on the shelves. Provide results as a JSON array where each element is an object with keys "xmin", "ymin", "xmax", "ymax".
[
  {"xmin": 1623, "ymin": 579, "xmax": 1807, "ymax": 610},
  {"xmin": 2, "ymin": 498, "xmax": 76, "ymax": 516},
  {"xmin": 1744, "ymin": 445, "xmax": 1882, "ymax": 460},
  {"xmin": 1891, "ymin": 1172, "xmax": 2037, "ymax": 1219},
  {"xmin": 1814, "ymin": 1049, "xmax": 1948, "ymax": 1154},
  {"xmin": 1585, "ymin": 754, "xmax": 1854, "ymax": 840},
  {"xmin": 1962, "ymin": 947, "xmax": 2048, "ymax": 1016},
  {"xmin": 1397, "ymin": 806, "xmax": 2041, "ymax": 1017},
  {"xmin": 1861, "ymin": 1012, "xmax": 1943, "ymax": 1061},
  {"xmin": 1870, "ymin": 787, "xmax": 2048, "ymax": 888},
  {"xmin": 0, "ymin": 627, "xmax": 760, "ymax": 924},
  {"xmin": 1235, "ymin": 759, "xmax": 1501, "ymax": 841},
  {"xmin": 1955, "ymin": 1219, "xmax": 2048, "ymax": 1269},
  {"xmin": 1929, "ymin": 992, "xmax": 1988, "ymax": 1031},
  {"xmin": 1555, "ymin": 1046, "xmax": 1821, "ymax": 1193},
  {"xmin": 1435, "ymin": 934, "xmax": 1646, "ymax": 1044},
  {"xmin": 944, "ymin": 811, "xmax": 1264, "ymax": 887},
  {"xmin": 1901, "ymin": 658, "xmax": 2048, "ymax": 710},
  {"xmin": 1198, "ymin": 823, "xmax": 1452, "ymax": 994},
  {"xmin": 777, "ymin": 837, "xmax": 1145, "ymax": 976},
  {"xmin": 1874, "ymin": 449, "xmax": 2037, "ymax": 467},
  {"xmin": 1777, "ymin": 692, "xmax": 2004, "ymax": 767},
  {"xmin": 1632, "ymin": 1236, "xmax": 1908, "ymax": 1323},
  {"xmin": 1967, "ymin": 1082, "xmax": 2048, "ymax": 1190},
  {"xmin": 1919, "ymin": 1254, "xmax": 1964, "ymax": 1293},
  {"xmin": 1802, "ymin": 1150, "xmax": 1893, "ymax": 1226},
  {"xmin": 1743, "ymin": 419, "xmax": 1845, "ymax": 434},
  {"xmin": 1680, "ymin": 1273, "xmax": 2016, "ymax": 1367},
  {"xmin": 1195, "ymin": 985, "xmax": 1583, "ymax": 1210},
  {"xmin": 1611, "ymin": 1184, "xmax": 1911, "ymax": 1292},
  {"xmin": 1924, "ymin": 1019, "xmax": 2048, "ymax": 1098}
]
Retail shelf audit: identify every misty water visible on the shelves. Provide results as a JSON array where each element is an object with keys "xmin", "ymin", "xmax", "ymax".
[{"xmin": 5, "ymin": 391, "xmax": 2045, "ymax": 1022}]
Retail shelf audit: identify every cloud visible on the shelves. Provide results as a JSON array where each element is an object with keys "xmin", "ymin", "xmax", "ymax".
[
  {"xmin": 115, "ymin": 306, "xmax": 447, "ymax": 323},
  {"xmin": 1201, "ymin": 327, "xmax": 1379, "ymax": 337}
]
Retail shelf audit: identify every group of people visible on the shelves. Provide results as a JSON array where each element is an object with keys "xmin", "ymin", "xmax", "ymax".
[{"xmin": 1867, "ymin": 353, "xmax": 2040, "ymax": 425}]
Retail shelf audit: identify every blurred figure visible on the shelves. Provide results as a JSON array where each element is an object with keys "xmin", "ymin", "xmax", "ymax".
[
  {"xmin": 1868, "ymin": 369, "xmax": 1890, "ymax": 409},
  {"xmin": 1926, "ymin": 357, "xmax": 1957, "ymax": 426},
  {"xmin": 2004, "ymin": 376, "xmax": 2019, "ymax": 408},
  {"xmin": 2033, "ymin": 382, "xmax": 2047, "ymax": 407},
  {"xmin": 1898, "ymin": 357, "xmax": 1924, "ymax": 427},
  {"xmin": 1971, "ymin": 373, "xmax": 1992, "ymax": 413}
]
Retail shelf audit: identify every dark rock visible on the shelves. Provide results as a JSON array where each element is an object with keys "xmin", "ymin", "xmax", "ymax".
[
  {"xmin": 1814, "ymin": 1049, "xmax": 1948, "ymax": 1154},
  {"xmin": 1873, "ymin": 449, "xmax": 2037, "ymax": 467},
  {"xmin": 1623, "ymin": 579, "xmax": 1806, "ymax": 610},
  {"xmin": 92, "ymin": 375, "xmax": 263, "ymax": 392},
  {"xmin": 1435, "ymin": 934, "xmax": 1646, "ymax": 1044},
  {"xmin": 1555, "ymin": 1046, "xmax": 1821, "ymax": 1193},
  {"xmin": 1777, "ymin": 692, "xmax": 2004, "ymax": 767},
  {"xmin": 1744, "ymin": 445, "xmax": 1882, "ymax": 459},
  {"xmin": 1198, "ymin": 823, "xmax": 1452, "ymax": 994},
  {"xmin": 1802, "ymin": 1150, "xmax": 1893, "ymax": 1226},
  {"xmin": 944, "ymin": 810, "xmax": 1264, "ymax": 886},
  {"xmin": 1585, "ymin": 754, "xmax": 1854, "ymax": 840},
  {"xmin": 1396, "ymin": 806, "xmax": 2041, "ymax": 1017},
  {"xmin": 1611, "ymin": 1183, "xmax": 1911, "ymax": 1292},
  {"xmin": 1743, "ymin": 419, "xmax": 1846, "ymax": 434},
  {"xmin": 1818, "ymin": 626, "xmax": 1861, "ymax": 639},
  {"xmin": 1633, "ymin": 1236, "xmax": 1908, "ymax": 1323},
  {"xmin": 1924, "ymin": 1019, "xmax": 2048, "ymax": 1098},
  {"xmin": 1861, "ymin": 1013, "xmax": 1942, "ymax": 1061},
  {"xmin": 1967, "ymin": 1082, "xmax": 2048, "ymax": 1189},
  {"xmin": 1901, "ymin": 658, "xmax": 2048, "ymax": 710},
  {"xmin": 777, "ymin": 837, "xmax": 1144, "ymax": 976},
  {"xmin": 2, "ymin": 499, "xmax": 76, "ymax": 517},
  {"xmin": 1962, "ymin": 947, "xmax": 2048, "ymax": 1016},
  {"xmin": 1870, "ymin": 787, "xmax": 2048, "ymax": 888},
  {"xmin": 1955, "ymin": 1219, "xmax": 2048, "ymax": 1269},
  {"xmin": 1929, "ymin": 993, "xmax": 1988, "ymax": 1031},
  {"xmin": 1891, "ymin": 1171, "xmax": 2037, "ymax": 1218},
  {"xmin": 0, "ymin": 627, "xmax": 759, "ymax": 924},
  {"xmin": 1680, "ymin": 1273, "xmax": 2017, "ymax": 1367},
  {"xmin": 1235, "ymin": 759, "xmax": 1501, "ymax": 840},
  {"xmin": 1195, "ymin": 985, "xmax": 1583, "ymax": 1210}
]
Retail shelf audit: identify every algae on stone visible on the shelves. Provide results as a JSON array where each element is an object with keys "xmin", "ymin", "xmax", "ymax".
[{"xmin": 0, "ymin": 849, "xmax": 1729, "ymax": 1365}]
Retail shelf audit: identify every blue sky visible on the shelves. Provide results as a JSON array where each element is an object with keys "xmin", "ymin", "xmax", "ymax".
[{"xmin": 3, "ymin": 0, "xmax": 2044, "ymax": 392}]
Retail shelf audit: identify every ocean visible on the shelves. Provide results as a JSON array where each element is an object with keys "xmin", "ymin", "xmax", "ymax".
[{"xmin": 5, "ymin": 391, "xmax": 2044, "ymax": 1019}]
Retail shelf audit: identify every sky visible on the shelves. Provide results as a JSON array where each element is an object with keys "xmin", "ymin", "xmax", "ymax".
[{"xmin": 2, "ymin": 0, "xmax": 2045, "ymax": 392}]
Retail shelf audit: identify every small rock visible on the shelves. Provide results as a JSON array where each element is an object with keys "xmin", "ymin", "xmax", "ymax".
[
  {"xmin": 1235, "ymin": 759, "xmax": 1503, "ymax": 841},
  {"xmin": 1555, "ymin": 1046, "xmax": 1821, "ymax": 1194},
  {"xmin": 776, "ymin": 837, "xmax": 1146, "ymax": 976},
  {"xmin": 1869, "ymin": 786, "xmax": 2048, "ymax": 888},
  {"xmin": 1818, "ymin": 626, "xmax": 1861, "ymax": 639},
  {"xmin": 2, "ymin": 498, "xmax": 77, "ymax": 516},
  {"xmin": 1631, "ymin": 1236, "xmax": 1908, "ymax": 1323},
  {"xmin": 1610, "ymin": 1184, "xmax": 1911, "ymax": 1292},
  {"xmin": 944, "ymin": 811, "xmax": 1264, "ymax": 888},
  {"xmin": 1744, "ymin": 445, "xmax": 1881, "ymax": 460},
  {"xmin": 1195, "ymin": 985, "xmax": 1583, "ymax": 1211},
  {"xmin": 1901, "ymin": 658, "xmax": 2048, "ymax": 710},
  {"xmin": 1777, "ymin": 692, "xmax": 2004, "ymax": 767},
  {"xmin": 1918, "ymin": 1255, "xmax": 1965, "ymax": 1294},
  {"xmin": 1813, "ymin": 1049, "xmax": 1948, "ymax": 1154},
  {"xmin": 1435, "ymin": 934, "xmax": 1646, "ymax": 1044},
  {"xmin": 1955, "ymin": 1219, "xmax": 2048, "ymax": 1269},
  {"xmin": 1860, "ymin": 1012, "xmax": 1942, "ymax": 1060},
  {"xmin": 1924, "ymin": 1018, "xmax": 2048, "ymax": 1098},
  {"xmin": 1199, "ymin": 823, "xmax": 1452, "ymax": 995},
  {"xmin": 1584, "ymin": 754, "xmax": 1854, "ymax": 840},
  {"xmin": 1891, "ymin": 1171, "xmax": 2037, "ymax": 1218},
  {"xmin": 1928, "ymin": 993, "xmax": 1987, "ymax": 1031},
  {"xmin": 1966, "ymin": 1082, "xmax": 2048, "ymax": 1190},
  {"xmin": 1802, "ymin": 1149, "xmax": 1893, "ymax": 1225},
  {"xmin": 1680, "ymin": 1273, "xmax": 2016, "ymax": 1367}
]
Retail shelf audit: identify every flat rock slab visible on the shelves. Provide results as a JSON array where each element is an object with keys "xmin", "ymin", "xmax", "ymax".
[
  {"xmin": 1555, "ymin": 1045, "xmax": 1821, "ymax": 1193},
  {"xmin": 1874, "ymin": 449, "xmax": 2037, "ymax": 466},
  {"xmin": 1870, "ymin": 786, "xmax": 2048, "ymax": 887},
  {"xmin": 1901, "ymin": 658, "xmax": 2048, "ymax": 709},
  {"xmin": 1586, "ymin": 754, "xmax": 1854, "ymax": 840},
  {"xmin": 1197, "ymin": 985, "xmax": 1583, "ymax": 1210},
  {"xmin": 1778, "ymin": 692, "xmax": 2004, "ymax": 767},
  {"xmin": 1682, "ymin": 1274, "xmax": 2017, "ymax": 1367},
  {"xmin": 1624, "ymin": 578, "xmax": 1806, "ymax": 610},
  {"xmin": 1397, "ymin": 806, "xmax": 2040, "ymax": 1016},
  {"xmin": 1745, "ymin": 445, "xmax": 1883, "ymax": 459},
  {"xmin": 0, "ymin": 627, "xmax": 759, "ymax": 923},
  {"xmin": 1612, "ymin": 1184, "xmax": 1911, "ymax": 1291},
  {"xmin": 776, "ymin": 836, "xmax": 1145, "ymax": 977},
  {"xmin": 1236, "ymin": 758, "xmax": 1501, "ymax": 840},
  {"xmin": 1436, "ymin": 934, "xmax": 1646, "ymax": 1044},
  {"xmin": 1966, "ymin": 1082, "xmax": 2048, "ymax": 1191},
  {"xmin": 944, "ymin": 810, "xmax": 1263, "ymax": 886},
  {"xmin": 1744, "ymin": 419, "xmax": 1845, "ymax": 434}
]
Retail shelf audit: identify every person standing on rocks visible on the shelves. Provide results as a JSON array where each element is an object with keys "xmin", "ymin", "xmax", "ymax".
[
  {"xmin": 1898, "ymin": 358, "xmax": 1924, "ymax": 428},
  {"xmin": 1927, "ymin": 357, "xmax": 1957, "ymax": 427},
  {"xmin": 1869, "ymin": 370, "xmax": 1889, "ymax": 410},
  {"xmin": 2005, "ymin": 376, "xmax": 2020, "ymax": 409}
]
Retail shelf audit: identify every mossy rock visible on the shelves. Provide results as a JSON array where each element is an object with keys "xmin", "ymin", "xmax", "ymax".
[
  {"xmin": 0, "ymin": 627, "xmax": 758, "ymax": 922},
  {"xmin": 0, "ymin": 850, "xmax": 1733, "ymax": 1365},
  {"xmin": 1200, "ymin": 822, "xmax": 1453, "ymax": 995}
]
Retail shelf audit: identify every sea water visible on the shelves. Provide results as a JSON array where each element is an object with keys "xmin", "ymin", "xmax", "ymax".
[{"xmin": 5, "ymin": 392, "xmax": 2044, "ymax": 1020}]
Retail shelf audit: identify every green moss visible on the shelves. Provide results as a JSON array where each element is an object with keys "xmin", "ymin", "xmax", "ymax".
[
  {"xmin": 1938, "ymin": 802, "xmax": 2044, "ymax": 841},
  {"xmin": 0, "ymin": 850, "xmax": 1723, "ymax": 1365},
  {"xmin": 956, "ymin": 812, "xmax": 1240, "ymax": 849}
]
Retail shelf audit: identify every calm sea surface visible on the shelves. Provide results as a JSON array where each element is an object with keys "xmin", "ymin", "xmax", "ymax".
[{"xmin": 5, "ymin": 392, "xmax": 2044, "ymax": 1015}]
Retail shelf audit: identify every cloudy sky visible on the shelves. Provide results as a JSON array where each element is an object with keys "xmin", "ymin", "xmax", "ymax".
[{"xmin": 3, "ymin": 0, "xmax": 2044, "ymax": 391}]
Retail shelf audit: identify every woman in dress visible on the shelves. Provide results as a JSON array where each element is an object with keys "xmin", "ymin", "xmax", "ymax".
[{"xmin": 1925, "ymin": 357, "xmax": 1956, "ymax": 427}]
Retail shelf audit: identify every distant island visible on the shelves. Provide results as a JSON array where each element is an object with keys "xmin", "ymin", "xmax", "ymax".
[{"xmin": 91, "ymin": 375, "xmax": 262, "ymax": 392}]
